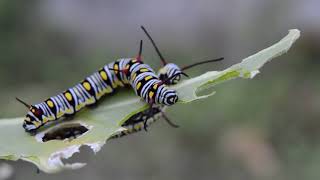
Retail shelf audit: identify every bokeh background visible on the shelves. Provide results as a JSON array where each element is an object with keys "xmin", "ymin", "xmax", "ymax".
[{"xmin": 0, "ymin": 0, "xmax": 319, "ymax": 180}]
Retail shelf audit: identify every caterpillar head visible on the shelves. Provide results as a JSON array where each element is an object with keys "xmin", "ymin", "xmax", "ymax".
[
  {"xmin": 161, "ymin": 89, "xmax": 178, "ymax": 106},
  {"xmin": 158, "ymin": 63, "xmax": 182, "ymax": 85},
  {"xmin": 16, "ymin": 98, "xmax": 43, "ymax": 133},
  {"xmin": 22, "ymin": 105, "xmax": 44, "ymax": 133}
]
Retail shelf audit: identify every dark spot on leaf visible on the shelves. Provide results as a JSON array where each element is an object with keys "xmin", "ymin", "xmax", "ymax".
[{"xmin": 42, "ymin": 123, "xmax": 88, "ymax": 142}]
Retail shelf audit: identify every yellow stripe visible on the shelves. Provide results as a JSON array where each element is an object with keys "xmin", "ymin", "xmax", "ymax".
[
  {"xmin": 83, "ymin": 82, "xmax": 91, "ymax": 91},
  {"xmin": 65, "ymin": 92, "xmax": 73, "ymax": 101},
  {"xmin": 132, "ymin": 73, "xmax": 137, "ymax": 80},
  {"xmin": 149, "ymin": 91, "xmax": 154, "ymax": 99},
  {"xmin": 42, "ymin": 117, "xmax": 48, "ymax": 124},
  {"xmin": 114, "ymin": 64, "xmax": 119, "ymax": 73},
  {"xmin": 115, "ymin": 79, "xmax": 124, "ymax": 87},
  {"xmin": 144, "ymin": 75, "xmax": 152, "ymax": 81},
  {"xmin": 56, "ymin": 111, "xmax": 64, "ymax": 119},
  {"xmin": 136, "ymin": 82, "xmax": 142, "ymax": 90},
  {"xmin": 153, "ymin": 84, "xmax": 158, "ymax": 89},
  {"xmin": 76, "ymin": 103, "xmax": 85, "ymax": 112},
  {"xmin": 100, "ymin": 71, "xmax": 108, "ymax": 80},
  {"xmin": 132, "ymin": 59, "xmax": 137, "ymax": 63},
  {"xmin": 33, "ymin": 121, "xmax": 41, "ymax": 128},
  {"xmin": 65, "ymin": 108, "xmax": 74, "ymax": 114},
  {"xmin": 140, "ymin": 68, "xmax": 148, "ymax": 72},
  {"xmin": 47, "ymin": 100, "xmax": 54, "ymax": 108},
  {"xmin": 105, "ymin": 86, "xmax": 113, "ymax": 93}
]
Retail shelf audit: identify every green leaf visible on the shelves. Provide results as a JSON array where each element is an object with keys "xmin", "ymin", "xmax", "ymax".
[
  {"xmin": 0, "ymin": 29, "xmax": 300, "ymax": 173},
  {"xmin": 174, "ymin": 29, "xmax": 300, "ymax": 102}
]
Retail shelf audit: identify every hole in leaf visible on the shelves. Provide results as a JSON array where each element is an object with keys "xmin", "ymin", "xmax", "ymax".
[{"xmin": 42, "ymin": 123, "xmax": 89, "ymax": 142}]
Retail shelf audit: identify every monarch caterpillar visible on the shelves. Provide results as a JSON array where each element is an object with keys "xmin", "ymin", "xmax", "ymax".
[
  {"xmin": 109, "ymin": 26, "xmax": 224, "ymax": 139},
  {"xmin": 17, "ymin": 40, "xmax": 183, "ymax": 134}
]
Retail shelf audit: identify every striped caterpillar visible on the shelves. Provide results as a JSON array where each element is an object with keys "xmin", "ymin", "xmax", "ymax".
[
  {"xmin": 109, "ymin": 26, "xmax": 224, "ymax": 139},
  {"xmin": 108, "ymin": 106, "xmax": 165, "ymax": 139},
  {"xmin": 17, "ymin": 41, "xmax": 181, "ymax": 134}
]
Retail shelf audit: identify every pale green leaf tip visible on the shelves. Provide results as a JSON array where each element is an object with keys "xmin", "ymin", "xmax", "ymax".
[
  {"xmin": 0, "ymin": 29, "xmax": 300, "ymax": 173},
  {"xmin": 175, "ymin": 29, "xmax": 300, "ymax": 102}
]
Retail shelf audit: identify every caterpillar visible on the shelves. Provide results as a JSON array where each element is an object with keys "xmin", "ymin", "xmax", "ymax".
[
  {"xmin": 108, "ymin": 26, "xmax": 224, "ymax": 139},
  {"xmin": 17, "ymin": 40, "xmax": 182, "ymax": 134},
  {"xmin": 108, "ymin": 106, "xmax": 165, "ymax": 139}
]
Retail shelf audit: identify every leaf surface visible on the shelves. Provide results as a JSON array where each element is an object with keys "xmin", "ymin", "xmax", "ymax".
[{"xmin": 0, "ymin": 29, "xmax": 300, "ymax": 173}]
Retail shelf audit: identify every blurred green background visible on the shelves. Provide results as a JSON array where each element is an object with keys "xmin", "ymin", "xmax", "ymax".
[{"xmin": 0, "ymin": 0, "xmax": 319, "ymax": 180}]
